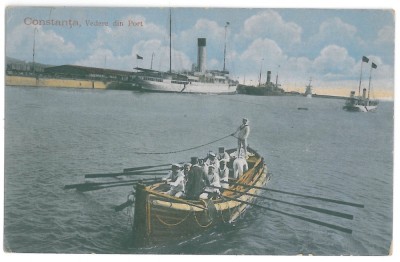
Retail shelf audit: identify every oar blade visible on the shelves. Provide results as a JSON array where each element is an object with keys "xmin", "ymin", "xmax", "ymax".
[
  {"xmin": 115, "ymin": 200, "xmax": 134, "ymax": 212},
  {"xmin": 223, "ymin": 195, "xmax": 353, "ymax": 234}
]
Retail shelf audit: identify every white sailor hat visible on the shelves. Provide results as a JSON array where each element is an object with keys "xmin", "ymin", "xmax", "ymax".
[
  {"xmin": 171, "ymin": 163, "xmax": 181, "ymax": 168},
  {"xmin": 209, "ymin": 152, "xmax": 216, "ymax": 157}
]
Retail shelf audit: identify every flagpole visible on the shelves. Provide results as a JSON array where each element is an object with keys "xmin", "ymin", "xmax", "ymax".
[{"xmin": 358, "ymin": 58, "xmax": 364, "ymax": 97}]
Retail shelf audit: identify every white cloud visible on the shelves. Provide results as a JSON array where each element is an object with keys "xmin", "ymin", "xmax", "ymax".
[
  {"xmin": 236, "ymin": 10, "xmax": 302, "ymax": 47},
  {"xmin": 308, "ymin": 17, "xmax": 365, "ymax": 52},
  {"xmin": 375, "ymin": 25, "xmax": 394, "ymax": 45},
  {"xmin": 312, "ymin": 45, "xmax": 356, "ymax": 79},
  {"xmin": 6, "ymin": 25, "xmax": 76, "ymax": 63}
]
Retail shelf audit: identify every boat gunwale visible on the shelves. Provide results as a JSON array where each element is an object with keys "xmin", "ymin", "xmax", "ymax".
[{"xmin": 140, "ymin": 147, "xmax": 267, "ymax": 211}]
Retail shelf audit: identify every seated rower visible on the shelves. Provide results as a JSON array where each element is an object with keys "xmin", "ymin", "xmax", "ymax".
[
  {"xmin": 183, "ymin": 163, "xmax": 191, "ymax": 183},
  {"xmin": 205, "ymin": 151, "xmax": 220, "ymax": 170},
  {"xmin": 185, "ymin": 157, "xmax": 209, "ymax": 200},
  {"xmin": 233, "ymin": 154, "xmax": 248, "ymax": 179},
  {"xmin": 218, "ymin": 160, "xmax": 229, "ymax": 189},
  {"xmin": 163, "ymin": 163, "xmax": 185, "ymax": 197},
  {"xmin": 200, "ymin": 165, "xmax": 221, "ymax": 199},
  {"xmin": 217, "ymin": 147, "xmax": 230, "ymax": 163}
]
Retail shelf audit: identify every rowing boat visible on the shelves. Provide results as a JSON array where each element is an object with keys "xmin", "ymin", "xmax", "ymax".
[{"xmin": 130, "ymin": 147, "xmax": 270, "ymax": 247}]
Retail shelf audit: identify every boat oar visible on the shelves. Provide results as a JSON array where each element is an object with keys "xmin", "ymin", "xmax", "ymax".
[
  {"xmin": 222, "ymin": 195, "xmax": 352, "ymax": 234},
  {"xmin": 84, "ymin": 171, "xmax": 165, "ymax": 179},
  {"xmin": 64, "ymin": 177, "xmax": 160, "ymax": 190},
  {"xmin": 115, "ymin": 199, "xmax": 134, "ymax": 212},
  {"xmin": 211, "ymin": 186, "xmax": 353, "ymax": 220},
  {"xmin": 78, "ymin": 179, "xmax": 161, "ymax": 192},
  {"xmin": 223, "ymin": 181, "xmax": 364, "ymax": 208},
  {"xmin": 126, "ymin": 168, "xmax": 171, "ymax": 173},
  {"xmin": 123, "ymin": 163, "xmax": 184, "ymax": 172}
]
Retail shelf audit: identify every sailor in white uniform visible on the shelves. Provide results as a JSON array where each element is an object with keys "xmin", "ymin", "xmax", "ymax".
[
  {"xmin": 217, "ymin": 147, "xmax": 230, "ymax": 163},
  {"xmin": 200, "ymin": 165, "xmax": 221, "ymax": 199},
  {"xmin": 218, "ymin": 160, "xmax": 229, "ymax": 189},
  {"xmin": 163, "ymin": 163, "xmax": 185, "ymax": 197},
  {"xmin": 205, "ymin": 152, "xmax": 220, "ymax": 170},
  {"xmin": 233, "ymin": 156, "xmax": 248, "ymax": 179}
]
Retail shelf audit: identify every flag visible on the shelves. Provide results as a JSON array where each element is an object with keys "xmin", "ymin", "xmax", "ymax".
[
  {"xmin": 362, "ymin": 56, "xmax": 369, "ymax": 63},
  {"xmin": 372, "ymin": 62, "xmax": 377, "ymax": 69},
  {"xmin": 136, "ymin": 54, "xmax": 143, "ymax": 60}
]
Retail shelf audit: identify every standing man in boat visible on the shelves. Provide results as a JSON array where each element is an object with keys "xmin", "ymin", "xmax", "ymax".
[
  {"xmin": 185, "ymin": 157, "xmax": 210, "ymax": 200},
  {"xmin": 232, "ymin": 118, "xmax": 250, "ymax": 158}
]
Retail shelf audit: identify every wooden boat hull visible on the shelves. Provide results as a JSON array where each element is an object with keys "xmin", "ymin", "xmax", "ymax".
[{"xmin": 131, "ymin": 148, "xmax": 269, "ymax": 247}]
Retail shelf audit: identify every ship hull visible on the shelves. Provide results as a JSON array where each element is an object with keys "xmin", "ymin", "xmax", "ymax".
[
  {"xmin": 343, "ymin": 105, "xmax": 378, "ymax": 112},
  {"xmin": 138, "ymin": 78, "xmax": 237, "ymax": 94}
]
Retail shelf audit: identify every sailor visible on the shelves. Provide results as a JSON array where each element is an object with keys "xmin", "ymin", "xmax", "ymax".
[
  {"xmin": 217, "ymin": 147, "xmax": 230, "ymax": 163},
  {"xmin": 199, "ymin": 158, "xmax": 208, "ymax": 174},
  {"xmin": 200, "ymin": 165, "xmax": 221, "ymax": 199},
  {"xmin": 185, "ymin": 157, "xmax": 209, "ymax": 200},
  {"xmin": 205, "ymin": 152, "xmax": 220, "ymax": 170},
  {"xmin": 232, "ymin": 118, "xmax": 250, "ymax": 158},
  {"xmin": 218, "ymin": 160, "xmax": 229, "ymax": 189},
  {"xmin": 233, "ymin": 155, "xmax": 248, "ymax": 179},
  {"xmin": 183, "ymin": 163, "xmax": 192, "ymax": 183},
  {"xmin": 163, "ymin": 163, "xmax": 182, "ymax": 183},
  {"xmin": 163, "ymin": 164, "xmax": 185, "ymax": 197}
]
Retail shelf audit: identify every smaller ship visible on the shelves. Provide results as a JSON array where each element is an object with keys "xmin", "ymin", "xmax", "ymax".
[
  {"xmin": 343, "ymin": 56, "xmax": 379, "ymax": 112},
  {"xmin": 305, "ymin": 78, "xmax": 313, "ymax": 98},
  {"xmin": 237, "ymin": 70, "xmax": 285, "ymax": 96},
  {"xmin": 343, "ymin": 89, "xmax": 378, "ymax": 112}
]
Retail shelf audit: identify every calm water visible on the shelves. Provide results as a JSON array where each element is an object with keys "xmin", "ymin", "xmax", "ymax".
[{"xmin": 4, "ymin": 86, "xmax": 393, "ymax": 255}]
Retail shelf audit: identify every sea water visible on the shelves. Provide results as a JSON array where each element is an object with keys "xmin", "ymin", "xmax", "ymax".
[{"xmin": 4, "ymin": 86, "xmax": 393, "ymax": 255}]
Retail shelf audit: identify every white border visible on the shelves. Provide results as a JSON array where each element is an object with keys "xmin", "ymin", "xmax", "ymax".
[{"xmin": 1, "ymin": 1, "xmax": 398, "ymax": 262}]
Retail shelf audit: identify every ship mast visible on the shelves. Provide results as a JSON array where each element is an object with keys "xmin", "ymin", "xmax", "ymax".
[
  {"xmin": 169, "ymin": 9, "xmax": 172, "ymax": 73},
  {"xmin": 367, "ymin": 62, "xmax": 377, "ymax": 104},
  {"xmin": 258, "ymin": 58, "xmax": 264, "ymax": 86},
  {"xmin": 32, "ymin": 28, "xmax": 38, "ymax": 73},
  {"xmin": 223, "ymin": 22, "xmax": 229, "ymax": 72}
]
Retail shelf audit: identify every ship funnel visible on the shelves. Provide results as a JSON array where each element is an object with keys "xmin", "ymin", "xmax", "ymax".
[
  {"xmin": 197, "ymin": 38, "xmax": 206, "ymax": 73},
  {"xmin": 362, "ymin": 88, "xmax": 367, "ymax": 99},
  {"xmin": 266, "ymin": 71, "xmax": 271, "ymax": 84}
]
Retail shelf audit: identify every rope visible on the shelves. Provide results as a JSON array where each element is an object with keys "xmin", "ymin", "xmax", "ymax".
[
  {"xmin": 193, "ymin": 200, "xmax": 214, "ymax": 228},
  {"xmin": 155, "ymin": 206, "xmax": 192, "ymax": 227},
  {"xmin": 134, "ymin": 133, "xmax": 234, "ymax": 155}
]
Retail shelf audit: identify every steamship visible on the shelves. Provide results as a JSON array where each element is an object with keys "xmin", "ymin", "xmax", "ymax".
[
  {"xmin": 343, "ymin": 89, "xmax": 378, "ymax": 112},
  {"xmin": 134, "ymin": 11, "xmax": 237, "ymax": 94},
  {"xmin": 135, "ymin": 38, "xmax": 237, "ymax": 94}
]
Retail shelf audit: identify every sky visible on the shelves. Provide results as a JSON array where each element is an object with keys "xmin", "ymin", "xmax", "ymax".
[{"xmin": 4, "ymin": 4, "xmax": 396, "ymax": 97}]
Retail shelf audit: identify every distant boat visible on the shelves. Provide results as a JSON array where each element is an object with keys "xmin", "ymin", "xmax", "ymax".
[
  {"xmin": 237, "ymin": 70, "xmax": 285, "ymax": 96},
  {"xmin": 305, "ymin": 78, "xmax": 312, "ymax": 98},
  {"xmin": 134, "ymin": 12, "xmax": 237, "ymax": 94},
  {"xmin": 343, "ymin": 89, "xmax": 379, "ymax": 112},
  {"xmin": 343, "ymin": 56, "xmax": 379, "ymax": 112}
]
